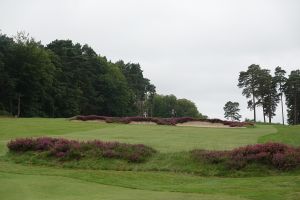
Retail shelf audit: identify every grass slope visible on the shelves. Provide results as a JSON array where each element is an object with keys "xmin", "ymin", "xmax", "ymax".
[{"xmin": 258, "ymin": 125, "xmax": 300, "ymax": 146}]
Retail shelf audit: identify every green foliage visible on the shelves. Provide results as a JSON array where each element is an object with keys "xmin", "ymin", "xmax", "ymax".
[
  {"xmin": 238, "ymin": 65, "xmax": 282, "ymax": 123},
  {"xmin": 151, "ymin": 94, "xmax": 204, "ymax": 118},
  {"xmin": 284, "ymin": 70, "xmax": 300, "ymax": 124},
  {"xmin": 256, "ymin": 69, "xmax": 279, "ymax": 123},
  {"xmin": 223, "ymin": 101, "xmax": 241, "ymax": 121},
  {"xmin": 274, "ymin": 67, "xmax": 287, "ymax": 125},
  {"xmin": 238, "ymin": 64, "xmax": 262, "ymax": 122},
  {"xmin": 0, "ymin": 32, "xmax": 56, "ymax": 117},
  {"xmin": 0, "ymin": 31, "xmax": 204, "ymax": 118},
  {"xmin": 0, "ymin": 32, "xmax": 158, "ymax": 117},
  {"xmin": 175, "ymin": 98, "xmax": 201, "ymax": 117}
]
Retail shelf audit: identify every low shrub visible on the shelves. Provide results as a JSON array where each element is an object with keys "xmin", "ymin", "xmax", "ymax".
[
  {"xmin": 230, "ymin": 143, "xmax": 300, "ymax": 170},
  {"xmin": 7, "ymin": 137, "xmax": 156, "ymax": 163},
  {"xmin": 191, "ymin": 143, "xmax": 300, "ymax": 170},
  {"xmin": 7, "ymin": 137, "xmax": 59, "ymax": 152}
]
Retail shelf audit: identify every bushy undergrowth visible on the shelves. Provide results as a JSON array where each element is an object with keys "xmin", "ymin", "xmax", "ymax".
[
  {"xmin": 191, "ymin": 143, "xmax": 300, "ymax": 170},
  {"xmin": 72, "ymin": 115, "xmax": 253, "ymax": 127},
  {"xmin": 7, "ymin": 137, "xmax": 156, "ymax": 162}
]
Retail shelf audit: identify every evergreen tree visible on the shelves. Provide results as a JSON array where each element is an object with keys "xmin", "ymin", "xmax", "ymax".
[
  {"xmin": 274, "ymin": 67, "xmax": 287, "ymax": 125},
  {"xmin": 256, "ymin": 69, "xmax": 279, "ymax": 123},
  {"xmin": 238, "ymin": 64, "xmax": 261, "ymax": 122},
  {"xmin": 284, "ymin": 70, "xmax": 300, "ymax": 124},
  {"xmin": 223, "ymin": 101, "xmax": 241, "ymax": 121}
]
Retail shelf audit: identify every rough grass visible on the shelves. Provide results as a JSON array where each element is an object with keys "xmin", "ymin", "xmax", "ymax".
[{"xmin": 0, "ymin": 118, "xmax": 300, "ymax": 200}]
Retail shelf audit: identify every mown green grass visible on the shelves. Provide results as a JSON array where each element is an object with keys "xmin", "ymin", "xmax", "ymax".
[
  {"xmin": 0, "ymin": 160, "xmax": 299, "ymax": 200},
  {"xmin": 258, "ymin": 125, "xmax": 300, "ymax": 146},
  {"xmin": 0, "ymin": 118, "xmax": 300, "ymax": 200},
  {"xmin": 2, "ymin": 172, "xmax": 241, "ymax": 200}
]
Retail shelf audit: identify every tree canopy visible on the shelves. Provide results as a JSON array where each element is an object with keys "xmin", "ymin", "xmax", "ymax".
[
  {"xmin": 0, "ymin": 31, "xmax": 203, "ymax": 118},
  {"xmin": 151, "ymin": 94, "xmax": 205, "ymax": 118},
  {"xmin": 223, "ymin": 101, "xmax": 241, "ymax": 121},
  {"xmin": 284, "ymin": 70, "xmax": 300, "ymax": 124},
  {"xmin": 238, "ymin": 64, "xmax": 300, "ymax": 125}
]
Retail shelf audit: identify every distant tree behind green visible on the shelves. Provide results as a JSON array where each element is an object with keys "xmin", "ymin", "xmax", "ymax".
[
  {"xmin": 223, "ymin": 101, "xmax": 241, "ymax": 121},
  {"xmin": 151, "ymin": 94, "xmax": 205, "ymax": 118}
]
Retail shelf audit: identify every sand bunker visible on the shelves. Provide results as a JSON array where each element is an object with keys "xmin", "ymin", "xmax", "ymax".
[{"xmin": 176, "ymin": 121, "xmax": 232, "ymax": 128}]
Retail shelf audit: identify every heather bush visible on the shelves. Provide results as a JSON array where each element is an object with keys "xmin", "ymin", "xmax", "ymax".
[
  {"xmin": 7, "ymin": 138, "xmax": 36, "ymax": 152},
  {"xmin": 48, "ymin": 139, "xmax": 82, "ymax": 160},
  {"xmin": 7, "ymin": 137, "xmax": 58, "ymax": 152},
  {"xmin": 191, "ymin": 143, "xmax": 300, "ymax": 170},
  {"xmin": 7, "ymin": 137, "xmax": 156, "ymax": 163},
  {"xmin": 230, "ymin": 143, "xmax": 300, "ymax": 170}
]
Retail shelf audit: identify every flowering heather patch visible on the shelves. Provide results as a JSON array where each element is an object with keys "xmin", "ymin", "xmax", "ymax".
[
  {"xmin": 7, "ymin": 137, "xmax": 156, "ymax": 162},
  {"xmin": 230, "ymin": 143, "xmax": 300, "ymax": 170},
  {"xmin": 7, "ymin": 137, "xmax": 58, "ymax": 152},
  {"xmin": 191, "ymin": 143, "xmax": 300, "ymax": 170},
  {"xmin": 72, "ymin": 115, "xmax": 253, "ymax": 127}
]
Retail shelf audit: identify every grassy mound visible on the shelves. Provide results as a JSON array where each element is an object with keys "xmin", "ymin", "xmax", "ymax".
[{"xmin": 72, "ymin": 115, "xmax": 253, "ymax": 127}]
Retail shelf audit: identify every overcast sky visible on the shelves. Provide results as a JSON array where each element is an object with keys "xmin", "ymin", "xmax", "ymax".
[{"xmin": 1, "ymin": 0, "xmax": 300, "ymax": 122}]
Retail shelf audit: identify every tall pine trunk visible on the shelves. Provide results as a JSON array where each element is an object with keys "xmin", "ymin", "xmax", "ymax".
[
  {"xmin": 294, "ymin": 95, "xmax": 297, "ymax": 125},
  {"xmin": 253, "ymin": 94, "xmax": 256, "ymax": 122},
  {"xmin": 262, "ymin": 105, "xmax": 266, "ymax": 123},
  {"xmin": 280, "ymin": 93, "xmax": 284, "ymax": 125},
  {"xmin": 17, "ymin": 94, "xmax": 21, "ymax": 118},
  {"xmin": 269, "ymin": 95, "xmax": 272, "ymax": 123}
]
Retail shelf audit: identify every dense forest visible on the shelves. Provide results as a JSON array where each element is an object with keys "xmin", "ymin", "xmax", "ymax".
[
  {"xmin": 238, "ymin": 64, "xmax": 300, "ymax": 125},
  {"xmin": 0, "ymin": 32, "xmax": 203, "ymax": 118}
]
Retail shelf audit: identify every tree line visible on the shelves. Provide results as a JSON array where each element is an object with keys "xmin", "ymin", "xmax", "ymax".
[
  {"xmin": 0, "ymin": 32, "xmax": 204, "ymax": 118},
  {"xmin": 238, "ymin": 64, "xmax": 300, "ymax": 125}
]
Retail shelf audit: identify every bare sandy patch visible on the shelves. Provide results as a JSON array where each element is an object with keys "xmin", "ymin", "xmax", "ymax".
[
  {"xmin": 176, "ymin": 121, "xmax": 232, "ymax": 128},
  {"xmin": 129, "ymin": 121, "xmax": 157, "ymax": 125}
]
